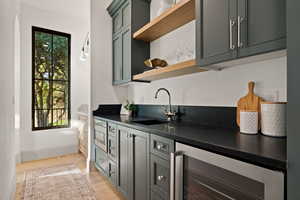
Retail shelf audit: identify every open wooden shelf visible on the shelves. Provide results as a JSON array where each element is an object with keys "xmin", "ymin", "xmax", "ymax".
[
  {"xmin": 133, "ymin": 0, "xmax": 195, "ymax": 42},
  {"xmin": 133, "ymin": 59, "xmax": 206, "ymax": 81}
]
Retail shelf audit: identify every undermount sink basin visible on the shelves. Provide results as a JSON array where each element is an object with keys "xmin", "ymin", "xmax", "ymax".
[{"xmin": 132, "ymin": 119, "xmax": 168, "ymax": 125}]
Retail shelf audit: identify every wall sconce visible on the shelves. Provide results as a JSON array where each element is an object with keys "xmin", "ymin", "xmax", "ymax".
[{"xmin": 80, "ymin": 32, "xmax": 90, "ymax": 61}]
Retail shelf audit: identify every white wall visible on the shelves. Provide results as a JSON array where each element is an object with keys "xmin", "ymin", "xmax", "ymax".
[
  {"xmin": 130, "ymin": 57, "xmax": 287, "ymax": 106},
  {"xmin": 15, "ymin": 15, "xmax": 22, "ymax": 164},
  {"xmin": 0, "ymin": 0, "xmax": 19, "ymax": 198},
  {"xmin": 128, "ymin": 0, "xmax": 287, "ymax": 106},
  {"xmin": 19, "ymin": 0, "xmax": 91, "ymax": 161},
  {"xmin": 91, "ymin": 0, "xmax": 128, "ymax": 111}
]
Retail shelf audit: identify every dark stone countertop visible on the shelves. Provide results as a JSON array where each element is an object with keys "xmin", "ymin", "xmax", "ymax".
[{"xmin": 94, "ymin": 114, "xmax": 287, "ymax": 171}]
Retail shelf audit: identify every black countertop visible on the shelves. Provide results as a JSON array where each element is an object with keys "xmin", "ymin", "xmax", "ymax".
[{"xmin": 94, "ymin": 114, "xmax": 287, "ymax": 171}]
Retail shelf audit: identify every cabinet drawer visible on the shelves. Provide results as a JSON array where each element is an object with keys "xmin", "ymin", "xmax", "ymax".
[
  {"xmin": 150, "ymin": 154, "xmax": 170, "ymax": 199},
  {"xmin": 95, "ymin": 125, "xmax": 106, "ymax": 133},
  {"xmin": 151, "ymin": 190, "xmax": 167, "ymax": 200},
  {"xmin": 95, "ymin": 146, "xmax": 108, "ymax": 175},
  {"xmin": 95, "ymin": 130, "xmax": 107, "ymax": 152},
  {"xmin": 94, "ymin": 118, "xmax": 107, "ymax": 128},
  {"xmin": 108, "ymin": 160, "xmax": 117, "ymax": 186},
  {"xmin": 108, "ymin": 123, "xmax": 117, "ymax": 137},
  {"xmin": 151, "ymin": 135, "xmax": 174, "ymax": 160},
  {"xmin": 108, "ymin": 135, "xmax": 118, "ymax": 162},
  {"xmin": 95, "ymin": 130, "xmax": 106, "ymax": 141}
]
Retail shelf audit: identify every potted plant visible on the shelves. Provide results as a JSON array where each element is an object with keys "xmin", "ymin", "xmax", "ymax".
[{"xmin": 123, "ymin": 100, "xmax": 137, "ymax": 117}]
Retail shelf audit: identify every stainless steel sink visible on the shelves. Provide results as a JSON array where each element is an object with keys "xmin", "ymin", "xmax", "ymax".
[{"xmin": 132, "ymin": 119, "xmax": 168, "ymax": 125}]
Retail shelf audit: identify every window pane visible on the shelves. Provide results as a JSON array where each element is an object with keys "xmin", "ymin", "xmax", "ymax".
[
  {"xmin": 33, "ymin": 80, "xmax": 52, "ymax": 128},
  {"xmin": 34, "ymin": 32, "xmax": 52, "ymax": 80},
  {"xmin": 53, "ymin": 81, "xmax": 68, "ymax": 109},
  {"xmin": 52, "ymin": 81, "xmax": 69, "ymax": 127},
  {"xmin": 34, "ymin": 109, "xmax": 52, "ymax": 128},
  {"xmin": 53, "ymin": 35, "xmax": 69, "ymax": 80},
  {"xmin": 34, "ymin": 80, "xmax": 51, "ymax": 110},
  {"xmin": 53, "ymin": 109, "xmax": 68, "ymax": 126}
]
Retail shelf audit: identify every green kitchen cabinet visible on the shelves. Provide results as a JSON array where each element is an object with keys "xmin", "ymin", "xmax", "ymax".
[
  {"xmin": 132, "ymin": 129, "xmax": 150, "ymax": 200},
  {"xmin": 150, "ymin": 154, "xmax": 170, "ymax": 200},
  {"xmin": 150, "ymin": 135, "xmax": 174, "ymax": 200},
  {"xmin": 117, "ymin": 126, "xmax": 150, "ymax": 200},
  {"xmin": 113, "ymin": 35, "xmax": 122, "ymax": 83},
  {"xmin": 196, "ymin": 0, "xmax": 286, "ymax": 67},
  {"xmin": 107, "ymin": 0, "xmax": 150, "ymax": 85},
  {"xmin": 237, "ymin": 0, "xmax": 286, "ymax": 58},
  {"xmin": 122, "ymin": 29, "xmax": 132, "ymax": 81},
  {"xmin": 93, "ymin": 119, "xmax": 168, "ymax": 200},
  {"xmin": 107, "ymin": 123, "xmax": 118, "ymax": 185},
  {"xmin": 117, "ymin": 126, "xmax": 133, "ymax": 200},
  {"xmin": 196, "ymin": 0, "xmax": 238, "ymax": 66}
]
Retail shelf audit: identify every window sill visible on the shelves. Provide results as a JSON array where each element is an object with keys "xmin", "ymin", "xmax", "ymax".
[{"xmin": 32, "ymin": 127, "xmax": 78, "ymax": 135}]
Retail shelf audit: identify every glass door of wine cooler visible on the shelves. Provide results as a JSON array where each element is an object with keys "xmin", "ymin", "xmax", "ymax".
[{"xmin": 170, "ymin": 143, "xmax": 284, "ymax": 200}]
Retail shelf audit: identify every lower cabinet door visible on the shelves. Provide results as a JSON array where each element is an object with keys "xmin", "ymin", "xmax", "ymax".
[
  {"xmin": 108, "ymin": 160, "xmax": 117, "ymax": 186},
  {"xmin": 118, "ymin": 127, "xmax": 133, "ymax": 200},
  {"xmin": 95, "ymin": 146, "xmax": 108, "ymax": 175},
  {"xmin": 151, "ymin": 190, "xmax": 167, "ymax": 200},
  {"xmin": 150, "ymin": 154, "xmax": 170, "ymax": 200},
  {"xmin": 108, "ymin": 135, "xmax": 118, "ymax": 162},
  {"xmin": 133, "ymin": 130, "xmax": 150, "ymax": 200}
]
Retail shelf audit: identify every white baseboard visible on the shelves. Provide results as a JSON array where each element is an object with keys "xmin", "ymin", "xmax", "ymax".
[
  {"xmin": 9, "ymin": 173, "xmax": 16, "ymax": 200},
  {"xmin": 21, "ymin": 145, "xmax": 78, "ymax": 162}
]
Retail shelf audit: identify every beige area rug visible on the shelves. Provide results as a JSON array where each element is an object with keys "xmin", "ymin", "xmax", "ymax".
[{"xmin": 21, "ymin": 164, "xmax": 97, "ymax": 200}]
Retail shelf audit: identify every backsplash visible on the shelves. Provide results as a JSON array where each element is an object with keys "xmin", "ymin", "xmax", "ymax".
[
  {"xmin": 136, "ymin": 104, "xmax": 237, "ymax": 130},
  {"xmin": 94, "ymin": 104, "xmax": 238, "ymax": 130}
]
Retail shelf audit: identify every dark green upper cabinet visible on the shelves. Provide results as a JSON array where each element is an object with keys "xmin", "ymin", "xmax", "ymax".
[
  {"xmin": 107, "ymin": 0, "xmax": 150, "ymax": 85},
  {"xmin": 196, "ymin": 0, "xmax": 286, "ymax": 67},
  {"xmin": 196, "ymin": 0, "xmax": 238, "ymax": 66},
  {"xmin": 237, "ymin": 0, "xmax": 286, "ymax": 57},
  {"xmin": 113, "ymin": 35, "xmax": 122, "ymax": 82}
]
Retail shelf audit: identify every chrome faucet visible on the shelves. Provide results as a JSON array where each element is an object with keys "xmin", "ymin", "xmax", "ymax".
[{"xmin": 154, "ymin": 88, "xmax": 176, "ymax": 121}]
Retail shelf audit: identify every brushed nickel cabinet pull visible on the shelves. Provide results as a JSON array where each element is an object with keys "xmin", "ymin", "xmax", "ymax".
[
  {"xmin": 230, "ymin": 19, "xmax": 236, "ymax": 50},
  {"xmin": 238, "ymin": 16, "xmax": 244, "ymax": 48}
]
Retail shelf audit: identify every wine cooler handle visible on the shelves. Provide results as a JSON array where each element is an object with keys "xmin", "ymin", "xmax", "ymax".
[{"xmin": 170, "ymin": 152, "xmax": 183, "ymax": 200}]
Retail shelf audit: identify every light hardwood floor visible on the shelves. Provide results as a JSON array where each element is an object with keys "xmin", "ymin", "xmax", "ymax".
[{"xmin": 15, "ymin": 153, "xmax": 124, "ymax": 200}]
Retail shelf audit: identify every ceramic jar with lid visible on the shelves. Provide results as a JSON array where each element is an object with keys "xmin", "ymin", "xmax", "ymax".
[{"xmin": 261, "ymin": 102, "xmax": 287, "ymax": 137}]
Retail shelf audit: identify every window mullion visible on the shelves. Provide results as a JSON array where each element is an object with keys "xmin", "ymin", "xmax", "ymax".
[{"xmin": 50, "ymin": 34, "xmax": 54, "ymax": 127}]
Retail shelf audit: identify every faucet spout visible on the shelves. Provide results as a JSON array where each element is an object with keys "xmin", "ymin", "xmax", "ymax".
[{"xmin": 154, "ymin": 88, "xmax": 176, "ymax": 121}]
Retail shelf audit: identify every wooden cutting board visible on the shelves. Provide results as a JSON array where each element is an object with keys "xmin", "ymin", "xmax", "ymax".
[{"xmin": 237, "ymin": 81, "xmax": 264, "ymax": 127}]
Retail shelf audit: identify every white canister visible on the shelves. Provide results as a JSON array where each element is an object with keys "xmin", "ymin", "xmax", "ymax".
[
  {"xmin": 261, "ymin": 102, "xmax": 287, "ymax": 137},
  {"xmin": 240, "ymin": 111, "xmax": 259, "ymax": 134}
]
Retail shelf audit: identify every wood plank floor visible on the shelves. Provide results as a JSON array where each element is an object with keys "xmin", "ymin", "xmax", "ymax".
[{"xmin": 15, "ymin": 153, "xmax": 125, "ymax": 200}]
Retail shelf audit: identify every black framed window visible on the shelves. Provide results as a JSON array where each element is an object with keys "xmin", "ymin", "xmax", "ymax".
[{"xmin": 32, "ymin": 27, "xmax": 71, "ymax": 131}]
